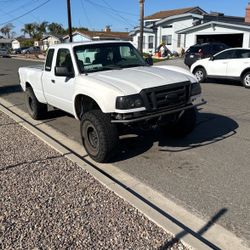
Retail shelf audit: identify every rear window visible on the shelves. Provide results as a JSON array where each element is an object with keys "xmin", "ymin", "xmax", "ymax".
[{"xmin": 187, "ymin": 46, "xmax": 201, "ymax": 53}]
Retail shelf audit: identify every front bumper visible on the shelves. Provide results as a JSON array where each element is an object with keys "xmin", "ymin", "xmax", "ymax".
[{"xmin": 111, "ymin": 97, "xmax": 206, "ymax": 124}]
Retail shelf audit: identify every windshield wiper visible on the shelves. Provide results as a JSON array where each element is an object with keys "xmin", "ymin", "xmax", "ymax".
[
  {"xmin": 103, "ymin": 65, "xmax": 122, "ymax": 70},
  {"xmin": 119, "ymin": 64, "xmax": 145, "ymax": 68}
]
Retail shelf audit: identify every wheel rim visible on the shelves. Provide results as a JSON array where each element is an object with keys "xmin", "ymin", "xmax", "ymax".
[
  {"xmin": 244, "ymin": 74, "xmax": 250, "ymax": 86},
  {"xmin": 83, "ymin": 121, "xmax": 100, "ymax": 155},
  {"xmin": 87, "ymin": 126, "xmax": 99, "ymax": 149},
  {"xmin": 195, "ymin": 70, "xmax": 203, "ymax": 82}
]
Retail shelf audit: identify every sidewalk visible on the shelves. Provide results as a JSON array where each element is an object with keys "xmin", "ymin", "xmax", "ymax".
[{"xmin": 0, "ymin": 110, "xmax": 186, "ymax": 249}]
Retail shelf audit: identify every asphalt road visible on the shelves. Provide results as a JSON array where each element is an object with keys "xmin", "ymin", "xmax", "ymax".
[{"xmin": 0, "ymin": 57, "xmax": 250, "ymax": 246}]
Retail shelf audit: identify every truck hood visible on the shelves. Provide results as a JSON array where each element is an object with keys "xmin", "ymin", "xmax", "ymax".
[{"xmin": 88, "ymin": 66, "xmax": 193, "ymax": 95}]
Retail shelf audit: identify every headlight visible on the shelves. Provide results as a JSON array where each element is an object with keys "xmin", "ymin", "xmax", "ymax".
[
  {"xmin": 191, "ymin": 82, "xmax": 201, "ymax": 96},
  {"xmin": 116, "ymin": 94, "xmax": 144, "ymax": 109}
]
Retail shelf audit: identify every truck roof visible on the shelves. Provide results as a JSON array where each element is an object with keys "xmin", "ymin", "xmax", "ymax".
[{"xmin": 49, "ymin": 40, "xmax": 132, "ymax": 49}]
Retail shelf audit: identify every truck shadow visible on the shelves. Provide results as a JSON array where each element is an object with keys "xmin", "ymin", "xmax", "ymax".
[
  {"xmin": 112, "ymin": 112, "xmax": 238, "ymax": 162},
  {"xmin": 0, "ymin": 84, "xmax": 22, "ymax": 95}
]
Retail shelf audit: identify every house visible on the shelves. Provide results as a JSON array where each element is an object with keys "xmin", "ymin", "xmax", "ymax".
[
  {"xmin": 0, "ymin": 38, "xmax": 20, "ymax": 50},
  {"xmin": 130, "ymin": 4, "xmax": 250, "ymax": 54},
  {"xmin": 40, "ymin": 34, "xmax": 63, "ymax": 50},
  {"xmin": 63, "ymin": 26, "xmax": 130, "ymax": 43}
]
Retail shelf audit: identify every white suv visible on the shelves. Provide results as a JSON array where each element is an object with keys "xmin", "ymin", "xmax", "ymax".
[{"xmin": 190, "ymin": 48, "xmax": 250, "ymax": 88}]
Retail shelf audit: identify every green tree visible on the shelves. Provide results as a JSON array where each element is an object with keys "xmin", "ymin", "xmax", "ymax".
[
  {"xmin": 21, "ymin": 23, "xmax": 36, "ymax": 38},
  {"xmin": 21, "ymin": 22, "xmax": 48, "ymax": 40},
  {"xmin": 0, "ymin": 23, "xmax": 15, "ymax": 38},
  {"xmin": 47, "ymin": 22, "xmax": 65, "ymax": 35}
]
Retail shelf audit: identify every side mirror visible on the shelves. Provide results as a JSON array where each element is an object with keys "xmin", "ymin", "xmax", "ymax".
[
  {"xmin": 210, "ymin": 56, "xmax": 214, "ymax": 61},
  {"xmin": 145, "ymin": 56, "xmax": 153, "ymax": 66},
  {"xmin": 55, "ymin": 66, "xmax": 74, "ymax": 77}
]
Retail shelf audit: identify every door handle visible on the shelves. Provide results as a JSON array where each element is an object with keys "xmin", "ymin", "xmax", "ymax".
[{"xmin": 51, "ymin": 79, "xmax": 55, "ymax": 83}]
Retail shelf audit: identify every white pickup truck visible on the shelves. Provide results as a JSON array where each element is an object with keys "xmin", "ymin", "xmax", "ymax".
[{"xmin": 19, "ymin": 41, "xmax": 206, "ymax": 162}]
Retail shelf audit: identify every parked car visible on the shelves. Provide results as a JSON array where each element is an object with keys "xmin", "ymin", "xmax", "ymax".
[
  {"xmin": 12, "ymin": 48, "xmax": 22, "ymax": 54},
  {"xmin": 190, "ymin": 48, "xmax": 250, "ymax": 88},
  {"xmin": 21, "ymin": 46, "xmax": 41, "ymax": 54},
  {"xmin": 20, "ymin": 47, "xmax": 30, "ymax": 54},
  {"xmin": 184, "ymin": 42, "xmax": 229, "ymax": 68},
  {"xmin": 18, "ymin": 41, "xmax": 206, "ymax": 162},
  {"xmin": 0, "ymin": 47, "xmax": 10, "ymax": 58}
]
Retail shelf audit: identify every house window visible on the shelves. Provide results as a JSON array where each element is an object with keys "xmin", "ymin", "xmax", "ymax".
[
  {"xmin": 177, "ymin": 34, "xmax": 181, "ymax": 47},
  {"xmin": 162, "ymin": 35, "xmax": 172, "ymax": 45},
  {"xmin": 148, "ymin": 36, "xmax": 154, "ymax": 49},
  {"xmin": 138, "ymin": 36, "xmax": 145, "ymax": 49}
]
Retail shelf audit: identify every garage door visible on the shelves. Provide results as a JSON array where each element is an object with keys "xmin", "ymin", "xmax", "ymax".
[{"xmin": 196, "ymin": 34, "xmax": 243, "ymax": 47}]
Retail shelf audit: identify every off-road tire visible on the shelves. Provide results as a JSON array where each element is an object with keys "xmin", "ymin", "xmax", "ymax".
[
  {"xmin": 162, "ymin": 107, "xmax": 197, "ymax": 137},
  {"xmin": 193, "ymin": 67, "xmax": 206, "ymax": 83},
  {"xmin": 80, "ymin": 110, "xmax": 119, "ymax": 163},
  {"xmin": 242, "ymin": 71, "xmax": 250, "ymax": 88},
  {"xmin": 25, "ymin": 87, "xmax": 47, "ymax": 120}
]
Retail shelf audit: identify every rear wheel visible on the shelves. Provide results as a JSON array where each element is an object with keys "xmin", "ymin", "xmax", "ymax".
[
  {"xmin": 80, "ymin": 110, "xmax": 119, "ymax": 162},
  {"xmin": 242, "ymin": 71, "xmax": 250, "ymax": 88},
  {"xmin": 25, "ymin": 87, "xmax": 47, "ymax": 120},
  {"xmin": 193, "ymin": 67, "xmax": 206, "ymax": 83}
]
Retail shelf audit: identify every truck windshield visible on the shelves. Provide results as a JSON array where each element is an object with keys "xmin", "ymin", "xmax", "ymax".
[{"xmin": 73, "ymin": 42, "xmax": 146, "ymax": 73}]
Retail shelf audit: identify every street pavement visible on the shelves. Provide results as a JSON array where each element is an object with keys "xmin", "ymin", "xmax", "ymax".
[{"xmin": 0, "ymin": 57, "xmax": 250, "ymax": 246}]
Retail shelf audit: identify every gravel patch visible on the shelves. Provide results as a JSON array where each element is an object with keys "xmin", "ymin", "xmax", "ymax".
[{"xmin": 0, "ymin": 111, "xmax": 187, "ymax": 249}]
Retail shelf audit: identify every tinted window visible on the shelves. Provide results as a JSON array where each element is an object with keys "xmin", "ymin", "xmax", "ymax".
[
  {"xmin": 214, "ymin": 50, "xmax": 235, "ymax": 60},
  {"xmin": 187, "ymin": 46, "xmax": 201, "ymax": 53},
  {"xmin": 45, "ymin": 49, "xmax": 54, "ymax": 71},
  {"xmin": 235, "ymin": 49, "xmax": 250, "ymax": 59}
]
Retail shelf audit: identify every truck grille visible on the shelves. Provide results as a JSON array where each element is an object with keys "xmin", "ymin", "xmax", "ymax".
[{"xmin": 141, "ymin": 82, "xmax": 190, "ymax": 111}]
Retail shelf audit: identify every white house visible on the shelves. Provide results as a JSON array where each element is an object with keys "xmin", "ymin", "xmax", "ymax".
[
  {"xmin": 0, "ymin": 38, "xmax": 20, "ymax": 49},
  {"xmin": 130, "ymin": 5, "xmax": 250, "ymax": 54},
  {"xmin": 41, "ymin": 34, "xmax": 62, "ymax": 50}
]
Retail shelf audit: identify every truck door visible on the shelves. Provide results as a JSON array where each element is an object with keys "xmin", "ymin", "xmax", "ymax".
[{"xmin": 42, "ymin": 48, "xmax": 75, "ymax": 114}]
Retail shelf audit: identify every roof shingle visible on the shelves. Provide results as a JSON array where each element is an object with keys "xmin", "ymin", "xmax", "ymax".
[{"xmin": 145, "ymin": 6, "xmax": 202, "ymax": 20}]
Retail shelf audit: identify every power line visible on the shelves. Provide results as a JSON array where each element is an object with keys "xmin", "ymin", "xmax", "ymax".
[
  {"xmin": 85, "ymin": 0, "xmax": 136, "ymax": 28},
  {"xmin": 0, "ymin": 0, "xmax": 51, "ymax": 26},
  {"xmin": 0, "ymin": 0, "xmax": 42, "ymax": 19},
  {"xmin": 101, "ymin": 0, "xmax": 135, "ymax": 26},
  {"xmin": 80, "ymin": 0, "xmax": 94, "ymax": 30}
]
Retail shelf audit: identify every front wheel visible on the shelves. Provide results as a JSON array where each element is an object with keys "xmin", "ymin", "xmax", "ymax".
[
  {"xmin": 80, "ymin": 110, "xmax": 119, "ymax": 163},
  {"xmin": 242, "ymin": 72, "xmax": 250, "ymax": 88},
  {"xmin": 25, "ymin": 87, "xmax": 47, "ymax": 120},
  {"xmin": 193, "ymin": 67, "xmax": 206, "ymax": 83},
  {"xmin": 161, "ymin": 107, "xmax": 197, "ymax": 137}
]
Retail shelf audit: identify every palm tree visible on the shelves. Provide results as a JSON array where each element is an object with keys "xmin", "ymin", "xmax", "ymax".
[
  {"xmin": 21, "ymin": 23, "xmax": 36, "ymax": 38},
  {"xmin": 47, "ymin": 22, "xmax": 65, "ymax": 35},
  {"xmin": 37, "ymin": 21, "xmax": 48, "ymax": 34},
  {"xmin": 0, "ymin": 23, "xmax": 14, "ymax": 38}
]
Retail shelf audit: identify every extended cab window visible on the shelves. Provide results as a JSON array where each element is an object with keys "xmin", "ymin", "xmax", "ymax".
[
  {"xmin": 45, "ymin": 49, "xmax": 54, "ymax": 71},
  {"xmin": 56, "ymin": 49, "xmax": 74, "ymax": 74}
]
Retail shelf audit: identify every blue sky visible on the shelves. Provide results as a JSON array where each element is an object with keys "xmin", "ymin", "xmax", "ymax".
[{"xmin": 0, "ymin": 0, "xmax": 248, "ymax": 35}]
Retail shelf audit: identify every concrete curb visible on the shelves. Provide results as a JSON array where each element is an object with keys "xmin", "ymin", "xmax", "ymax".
[{"xmin": 0, "ymin": 96, "xmax": 249, "ymax": 250}]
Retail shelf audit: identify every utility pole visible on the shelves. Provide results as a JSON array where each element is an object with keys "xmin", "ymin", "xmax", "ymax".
[
  {"xmin": 67, "ymin": 0, "xmax": 73, "ymax": 42},
  {"xmin": 139, "ymin": 0, "xmax": 144, "ymax": 54}
]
